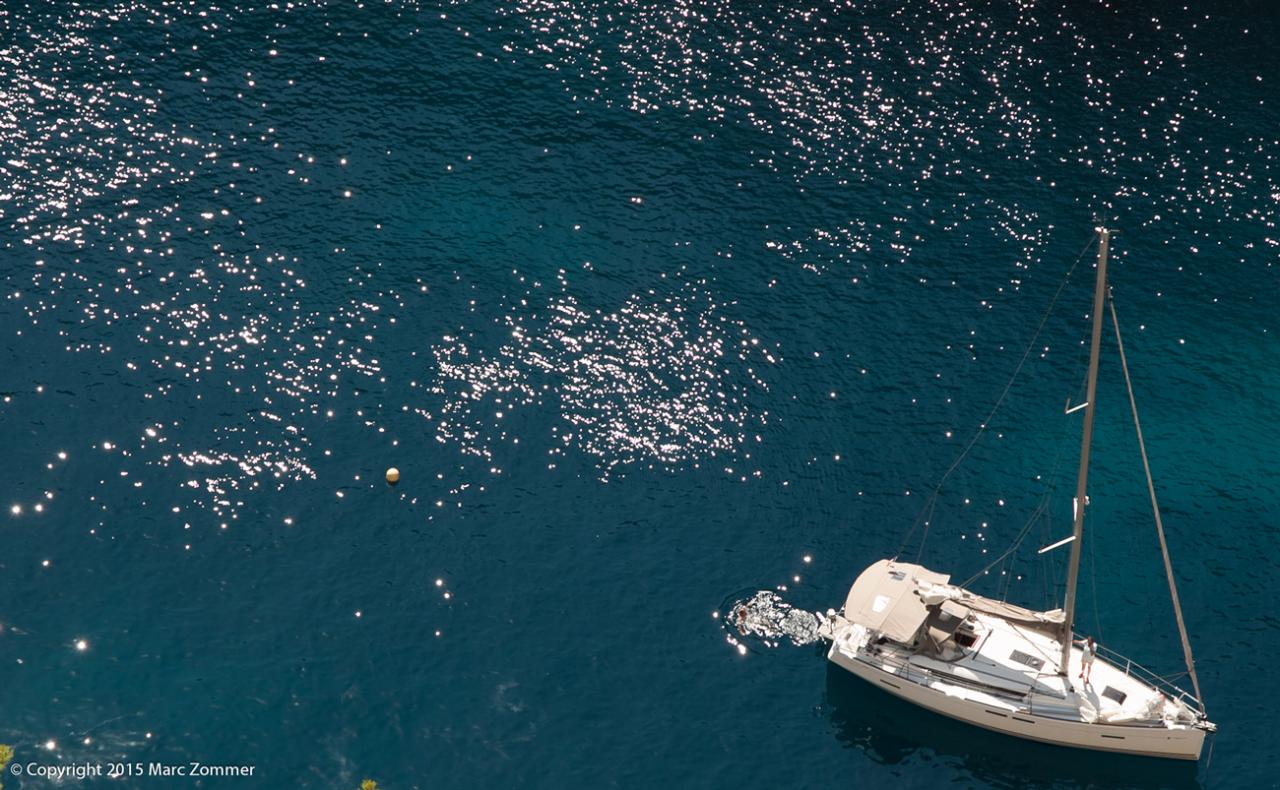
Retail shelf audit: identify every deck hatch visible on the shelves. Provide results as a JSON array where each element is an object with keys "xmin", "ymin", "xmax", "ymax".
[
  {"xmin": 1009, "ymin": 649, "xmax": 1045, "ymax": 670},
  {"xmin": 1101, "ymin": 686, "xmax": 1128, "ymax": 705}
]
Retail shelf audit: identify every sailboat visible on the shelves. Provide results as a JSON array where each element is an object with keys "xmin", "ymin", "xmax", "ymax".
[{"xmin": 820, "ymin": 228, "xmax": 1217, "ymax": 759}]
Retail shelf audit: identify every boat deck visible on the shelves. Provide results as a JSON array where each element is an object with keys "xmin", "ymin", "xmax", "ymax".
[
  {"xmin": 824, "ymin": 557, "xmax": 1212, "ymax": 758},
  {"xmin": 903, "ymin": 611, "xmax": 1183, "ymax": 723},
  {"xmin": 828, "ymin": 615, "xmax": 1208, "ymax": 758}
]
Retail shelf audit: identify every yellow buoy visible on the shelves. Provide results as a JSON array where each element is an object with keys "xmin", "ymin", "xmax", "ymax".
[{"xmin": 385, "ymin": 467, "xmax": 400, "ymax": 485}]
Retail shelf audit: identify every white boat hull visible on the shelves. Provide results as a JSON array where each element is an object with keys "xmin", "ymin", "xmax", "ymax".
[{"xmin": 828, "ymin": 643, "xmax": 1205, "ymax": 760}]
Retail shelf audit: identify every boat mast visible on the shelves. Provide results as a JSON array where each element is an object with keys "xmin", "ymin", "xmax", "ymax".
[{"xmin": 1059, "ymin": 228, "xmax": 1109, "ymax": 679}]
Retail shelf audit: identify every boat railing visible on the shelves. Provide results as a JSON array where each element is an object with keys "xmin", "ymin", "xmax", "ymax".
[
  {"xmin": 1079, "ymin": 634, "xmax": 1204, "ymax": 713},
  {"xmin": 866, "ymin": 641, "xmax": 1204, "ymax": 720},
  {"xmin": 866, "ymin": 646, "xmax": 950, "ymax": 689},
  {"xmin": 866, "ymin": 645, "xmax": 1047, "ymax": 709}
]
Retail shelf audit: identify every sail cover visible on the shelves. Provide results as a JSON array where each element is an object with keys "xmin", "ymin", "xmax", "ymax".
[
  {"xmin": 842, "ymin": 560, "xmax": 950, "ymax": 643},
  {"xmin": 964, "ymin": 597, "xmax": 1065, "ymax": 628}
]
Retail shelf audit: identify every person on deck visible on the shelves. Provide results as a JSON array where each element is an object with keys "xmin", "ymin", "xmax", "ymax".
[{"xmin": 1075, "ymin": 635, "xmax": 1097, "ymax": 684}]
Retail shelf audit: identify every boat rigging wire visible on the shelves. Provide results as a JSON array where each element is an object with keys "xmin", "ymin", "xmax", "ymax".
[
  {"xmin": 1088, "ymin": 507, "xmax": 1104, "ymax": 644},
  {"xmin": 958, "ymin": 496, "xmax": 1051, "ymax": 587},
  {"xmin": 1108, "ymin": 289, "xmax": 1206, "ymax": 715},
  {"xmin": 898, "ymin": 232, "xmax": 1101, "ymax": 561}
]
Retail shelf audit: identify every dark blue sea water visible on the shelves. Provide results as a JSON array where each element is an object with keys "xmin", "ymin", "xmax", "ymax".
[{"xmin": 2, "ymin": 1, "xmax": 1278, "ymax": 787}]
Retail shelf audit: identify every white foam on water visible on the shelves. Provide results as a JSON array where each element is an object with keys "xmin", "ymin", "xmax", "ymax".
[{"xmin": 724, "ymin": 590, "xmax": 823, "ymax": 650}]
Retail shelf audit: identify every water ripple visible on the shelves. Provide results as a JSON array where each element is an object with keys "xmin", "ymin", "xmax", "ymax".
[{"xmin": 430, "ymin": 276, "xmax": 771, "ymax": 477}]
